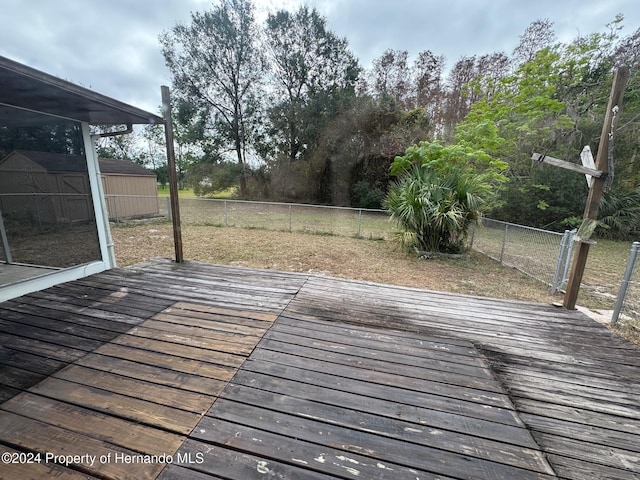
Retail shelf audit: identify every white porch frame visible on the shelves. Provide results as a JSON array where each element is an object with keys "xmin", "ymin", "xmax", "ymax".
[{"xmin": 0, "ymin": 123, "xmax": 112, "ymax": 303}]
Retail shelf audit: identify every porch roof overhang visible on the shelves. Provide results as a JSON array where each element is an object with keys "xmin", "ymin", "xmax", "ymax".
[{"xmin": 0, "ymin": 54, "xmax": 163, "ymax": 126}]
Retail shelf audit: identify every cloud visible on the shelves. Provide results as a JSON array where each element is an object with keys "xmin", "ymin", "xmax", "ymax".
[{"xmin": 0, "ymin": 0, "xmax": 637, "ymax": 115}]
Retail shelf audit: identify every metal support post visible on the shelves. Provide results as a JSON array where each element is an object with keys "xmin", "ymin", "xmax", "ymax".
[
  {"xmin": 551, "ymin": 230, "xmax": 572, "ymax": 294},
  {"xmin": 612, "ymin": 242, "xmax": 639, "ymax": 325},
  {"xmin": 499, "ymin": 224, "xmax": 508, "ymax": 264}
]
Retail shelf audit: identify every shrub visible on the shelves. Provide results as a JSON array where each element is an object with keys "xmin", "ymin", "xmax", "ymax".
[
  {"xmin": 351, "ymin": 181, "xmax": 385, "ymax": 209},
  {"xmin": 384, "ymin": 141, "xmax": 506, "ymax": 254},
  {"xmin": 385, "ymin": 165, "xmax": 487, "ymax": 253}
]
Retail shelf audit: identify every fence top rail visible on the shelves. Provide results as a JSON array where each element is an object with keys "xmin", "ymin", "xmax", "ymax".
[
  {"xmin": 0, "ymin": 193, "xmax": 90, "ymax": 197},
  {"xmin": 179, "ymin": 196, "xmax": 388, "ymax": 214},
  {"xmin": 479, "ymin": 217, "xmax": 565, "ymax": 237},
  {"xmin": 104, "ymin": 194, "xmax": 160, "ymax": 199}
]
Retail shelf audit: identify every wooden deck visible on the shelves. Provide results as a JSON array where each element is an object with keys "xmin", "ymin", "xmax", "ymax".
[{"xmin": 0, "ymin": 258, "xmax": 638, "ymax": 479}]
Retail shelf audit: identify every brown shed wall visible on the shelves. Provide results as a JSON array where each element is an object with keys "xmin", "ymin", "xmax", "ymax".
[{"xmin": 101, "ymin": 174, "xmax": 159, "ymax": 220}]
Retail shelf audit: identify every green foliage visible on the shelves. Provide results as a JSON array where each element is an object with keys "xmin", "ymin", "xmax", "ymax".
[
  {"xmin": 351, "ymin": 181, "xmax": 385, "ymax": 209},
  {"xmin": 456, "ymin": 48, "xmax": 574, "ymax": 176},
  {"xmin": 186, "ymin": 162, "xmax": 243, "ymax": 197},
  {"xmin": 385, "ymin": 165, "xmax": 487, "ymax": 254},
  {"xmin": 154, "ymin": 164, "xmax": 168, "ymax": 188},
  {"xmin": 490, "ymin": 165, "xmax": 587, "ymax": 230},
  {"xmin": 389, "ymin": 141, "xmax": 507, "ymax": 194},
  {"xmin": 597, "ymin": 187, "xmax": 640, "ymax": 239},
  {"xmin": 385, "ymin": 141, "xmax": 505, "ymax": 253}
]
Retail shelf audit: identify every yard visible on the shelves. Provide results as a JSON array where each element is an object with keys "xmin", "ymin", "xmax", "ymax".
[
  {"xmin": 114, "ymin": 193, "xmax": 639, "ymax": 343},
  {"xmin": 111, "ymin": 221, "xmax": 630, "ymax": 308}
]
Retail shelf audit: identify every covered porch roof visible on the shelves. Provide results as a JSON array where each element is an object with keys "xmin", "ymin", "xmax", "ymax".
[{"xmin": 0, "ymin": 54, "xmax": 163, "ymax": 126}]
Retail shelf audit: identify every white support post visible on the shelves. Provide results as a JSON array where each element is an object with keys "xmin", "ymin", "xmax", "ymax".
[
  {"xmin": 0, "ymin": 210, "xmax": 12, "ymax": 263},
  {"xmin": 81, "ymin": 122, "xmax": 116, "ymax": 269}
]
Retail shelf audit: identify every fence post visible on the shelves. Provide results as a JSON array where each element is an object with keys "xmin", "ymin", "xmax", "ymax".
[
  {"xmin": 499, "ymin": 223, "xmax": 508, "ymax": 264},
  {"xmin": 562, "ymin": 230, "xmax": 577, "ymax": 286},
  {"xmin": 357, "ymin": 209, "xmax": 362, "ymax": 238},
  {"xmin": 551, "ymin": 229, "xmax": 572, "ymax": 294},
  {"xmin": 0, "ymin": 211, "xmax": 12, "ymax": 264},
  {"xmin": 224, "ymin": 201, "xmax": 228, "ymax": 226},
  {"xmin": 612, "ymin": 241, "xmax": 639, "ymax": 325},
  {"xmin": 288, "ymin": 204, "xmax": 292, "ymax": 232}
]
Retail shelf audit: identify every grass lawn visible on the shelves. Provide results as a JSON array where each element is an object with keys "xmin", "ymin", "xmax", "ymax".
[
  {"xmin": 112, "ymin": 211, "xmax": 639, "ymax": 344},
  {"xmin": 157, "ymin": 186, "xmax": 237, "ymax": 199},
  {"xmin": 112, "ymin": 221, "xmax": 636, "ymax": 310},
  {"xmin": 112, "ymin": 222, "xmax": 561, "ymax": 303}
]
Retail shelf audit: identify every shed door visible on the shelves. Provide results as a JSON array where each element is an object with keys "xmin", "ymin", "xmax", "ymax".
[{"xmin": 59, "ymin": 174, "xmax": 92, "ymax": 222}]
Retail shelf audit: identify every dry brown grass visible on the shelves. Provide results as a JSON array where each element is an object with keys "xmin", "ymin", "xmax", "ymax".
[
  {"xmin": 112, "ymin": 222, "xmax": 559, "ymax": 304},
  {"xmin": 113, "ymin": 221, "xmax": 640, "ymax": 345}
]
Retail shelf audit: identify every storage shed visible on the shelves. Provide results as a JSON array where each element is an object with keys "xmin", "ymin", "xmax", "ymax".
[
  {"xmin": 100, "ymin": 156, "xmax": 159, "ymax": 221},
  {"xmin": 0, "ymin": 150, "xmax": 159, "ymax": 223}
]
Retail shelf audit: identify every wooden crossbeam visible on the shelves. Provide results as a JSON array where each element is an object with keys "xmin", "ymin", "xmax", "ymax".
[
  {"xmin": 563, "ymin": 67, "xmax": 629, "ymax": 309},
  {"xmin": 531, "ymin": 153, "xmax": 603, "ymax": 178}
]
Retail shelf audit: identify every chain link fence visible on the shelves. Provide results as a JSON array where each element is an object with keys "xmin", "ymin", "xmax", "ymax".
[
  {"xmin": 174, "ymin": 197, "xmax": 393, "ymax": 240},
  {"xmin": 470, "ymin": 218, "xmax": 576, "ymax": 293},
  {"xmin": 110, "ymin": 195, "xmax": 577, "ymax": 293},
  {"xmin": 612, "ymin": 242, "xmax": 639, "ymax": 323}
]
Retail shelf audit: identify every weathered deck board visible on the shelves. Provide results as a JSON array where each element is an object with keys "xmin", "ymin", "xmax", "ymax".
[
  {"xmin": 0, "ymin": 260, "xmax": 305, "ymax": 479},
  {"xmin": 1, "ymin": 259, "xmax": 638, "ymax": 480},
  {"xmin": 0, "ymin": 411, "xmax": 165, "ymax": 480},
  {"xmin": 282, "ymin": 275, "xmax": 640, "ymax": 479},
  {"xmin": 171, "ymin": 314, "xmax": 555, "ymax": 480},
  {"xmin": 0, "ymin": 446, "xmax": 102, "ymax": 480}
]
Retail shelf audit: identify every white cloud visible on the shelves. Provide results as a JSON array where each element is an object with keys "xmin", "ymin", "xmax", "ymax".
[{"xmin": 0, "ymin": 0, "xmax": 637, "ymax": 113}]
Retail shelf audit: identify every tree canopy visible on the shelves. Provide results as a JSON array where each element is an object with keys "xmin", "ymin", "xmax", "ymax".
[{"xmin": 149, "ymin": 6, "xmax": 640, "ymax": 238}]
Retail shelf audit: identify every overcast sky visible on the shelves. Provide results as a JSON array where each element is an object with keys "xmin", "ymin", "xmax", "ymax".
[{"xmin": 1, "ymin": 0, "xmax": 637, "ymax": 114}]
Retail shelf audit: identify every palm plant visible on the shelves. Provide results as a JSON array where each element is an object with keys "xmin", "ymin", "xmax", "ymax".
[
  {"xmin": 384, "ymin": 165, "xmax": 486, "ymax": 253},
  {"xmin": 597, "ymin": 187, "xmax": 640, "ymax": 239}
]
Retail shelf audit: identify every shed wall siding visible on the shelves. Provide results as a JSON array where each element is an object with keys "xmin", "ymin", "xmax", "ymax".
[{"xmin": 102, "ymin": 174, "xmax": 159, "ymax": 220}]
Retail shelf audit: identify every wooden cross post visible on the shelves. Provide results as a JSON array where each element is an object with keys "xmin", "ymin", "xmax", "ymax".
[
  {"xmin": 531, "ymin": 67, "xmax": 629, "ymax": 308},
  {"xmin": 562, "ymin": 67, "xmax": 629, "ymax": 309}
]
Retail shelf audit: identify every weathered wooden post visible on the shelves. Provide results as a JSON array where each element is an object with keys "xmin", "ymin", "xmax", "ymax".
[
  {"xmin": 563, "ymin": 67, "xmax": 629, "ymax": 309},
  {"xmin": 531, "ymin": 67, "xmax": 629, "ymax": 308},
  {"xmin": 161, "ymin": 86, "xmax": 184, "ymax": 263}
]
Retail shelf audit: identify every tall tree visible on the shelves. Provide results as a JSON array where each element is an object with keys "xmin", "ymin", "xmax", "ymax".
[
  {"xmin": 441, "ymin": 56, "xmax": 478, "ymax": 139},
  {"xmin": 414, "ymin": 50, "xmax": 446, "ymax": 118},
  {"xmin": 370, "ymin": 49, "xmax": 412, "ymax": 107},
  {"xmin": 160, "ymin": 0, "xmax": 265, "ymax": 196},
  {"xmin": 264, "ymin": 5, "xmax": 360, "ymax": 163},
  {"xmin": 512, "ymin": 19, "xmax": 556, "ymax": 66}
]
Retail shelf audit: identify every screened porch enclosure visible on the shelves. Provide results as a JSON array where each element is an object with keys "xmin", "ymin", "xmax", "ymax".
[
  {"xmin": 0, "ymin": 54, "xmax": 164, "ymax": 302},
  {"xmin": 0, "ymin": 105, "xmax": 102, "ymax": 288}
]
